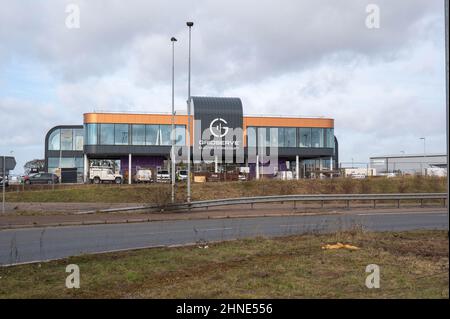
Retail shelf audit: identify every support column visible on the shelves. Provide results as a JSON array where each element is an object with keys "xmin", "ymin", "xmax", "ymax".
[
  {"xmin": 83, "ymin": 154, "xmax": 88, "ymax": 183},
  {"xmin": 330, "ymin": 156, "xmax": 333, "ymax": 179},
  {"xmin": 128, "ymin": 153, "xmax": 132, "ymax": 184},
  {"xmin": 296, "ymin": 155, "xmax": 299, "ymax": 180},
  {"xmin": 319, "ymin": 158, "xmax": 323, "ymax": 179},
  {"xmin": 256, "ymin": 155, "xmax": 260, "ymax": 180},
  {"xmin": 215, "ymin": 155, "xmax": 218, "ymax": 173}
]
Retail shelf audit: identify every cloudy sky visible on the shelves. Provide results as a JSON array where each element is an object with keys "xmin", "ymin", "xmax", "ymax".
[{"xmin": 0, "ymin": 0, "xmax": 447, "ymax": 173}]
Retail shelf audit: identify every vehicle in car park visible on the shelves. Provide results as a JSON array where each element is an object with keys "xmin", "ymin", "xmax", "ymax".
[
  {"xmin": 177, "ymin": 170, "xmax": 188, "ymax": 181},
  {"xmin": 134, "ymin": 169, "xmax": 153, "ymax": 183},
  {"xmin": 23, "ymin": 173, "xmax": 59, "ymax": 184},
  {"xmin": 89, "ymin": 167, "xmax": 123, "ymax": 184},
  {"xmin": 238, "ymin": 173, "xmax": 248, "ymax": 181},
  {"xmin": 156, "ymin": 170, "xmax": 170, "ymax": 182}
]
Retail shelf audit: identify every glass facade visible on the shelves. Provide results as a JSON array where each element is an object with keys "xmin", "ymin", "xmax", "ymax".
[
  {"xmin": 84, "ymin": 123, "xmax": 187, "ymax": 146},
  {"xmin": 114, "ymin": 124, "xmax": 129, "ymax": 145},
  {"xmin": 247, "ymin": 126, "xmax": 334, "ymax": 148},
  {"xmin": 48, "ymin": 128, "xmax": 84, "ymax": 150},
  {"xmin": 100, "ymin": 124, "xmax": 114, "ymax": 145},
  {"xmin": 311, "ymin": 128, "xmax": 322, "ymax": 148},
  {"xmin": 47, "ymin": 156, "xmax": 84, "ymax": 172},
  {"xmin": 132, "ymin": 124, "xmax": 146, "ymax": 145},
  {"xmin": 86, "ymin": 124, "xmax": 97, "ymax": 145},
  {"xmin": 48, "ymin": 129, "xmax": 60, "ymax": 150},
  {"xmin": 247, "ymin": 127, "xmax": 257, "ymax": 147},
  {"xmin": 145, "ymin": 125, "xmax": 159, "ymax": 145},
  {"xmin": 159, "ymin": 125, "xmax": 171, "ymax": 145}
]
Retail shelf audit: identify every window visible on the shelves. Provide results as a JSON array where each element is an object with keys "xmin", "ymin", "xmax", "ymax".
[
  {"xmin": 285, "ymin": 128, "xmax": 296, "ymax": 147},
  {"xmin": 324, "ymin": 128, "xmax": 334, "ymax": 148},
  {"xmin": 60, "ymin": 129, "xmax": 73, "ymax": 150},
  {"xmin": 60, "ymin": 157, "xmax": 75, "ymax": 168},
  {"xmin": 311, "ymin": 128, "xmax": 323, "ymax": 148},
  {"xmin": 146, "ymin": 125, "xmax": 159, "ymax": 145},
  {"xmin": 278, "ymin": 127, "xmax": 296, "ymax": 147},
  {"xmin": 159, "ymin": 125, "xmax": 171, "ymax": 145},
  {"xmin": 86, "ymin": 124, "xmax": 98, "ymax": 145},
  {"xmin": 100, "ymin": 124, "xmax": 114, "ymax": 145},
  {"xmin": 73, "ymin": 129, "xmax": 84, "ymax": 150},
  {"xmin": 175, "ymin": 125, "xmax": 186, "ymax": 146},
  {"xmin": 114, "ymin": 124, "xmax": 129, "ymax": 145},
  {"xmin": 48, "ymin": 157, "xmax": 60, "ymax": 168},
  {"xmin": 132, "ymin": 125, "xmax": 146, "ymax": 145},
  {"xmin": 299, "ymin": 128, "xmax": 311, "ymax": 147},
  {"xmin": 247, "ymin": 127, "xmax": 256, "ymax": 147},
  {"xmin": 48, "ymin": 129, "xmax": 60, "ymax": 150}
]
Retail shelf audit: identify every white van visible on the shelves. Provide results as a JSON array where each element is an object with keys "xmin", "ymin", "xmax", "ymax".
[{"xmin": 89, "ymin": 167, "xmax": 123, "ymax": 184}]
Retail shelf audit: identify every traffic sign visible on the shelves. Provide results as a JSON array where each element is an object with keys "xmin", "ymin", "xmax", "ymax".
[{"xmin": 0, "ymin": 156, "xmax": 16, "ymax": 171}]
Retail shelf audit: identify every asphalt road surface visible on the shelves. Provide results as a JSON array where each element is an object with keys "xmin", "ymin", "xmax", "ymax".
[{"xmin": 0, "ymin": 209, "xmax": 448, "ymax": 265}]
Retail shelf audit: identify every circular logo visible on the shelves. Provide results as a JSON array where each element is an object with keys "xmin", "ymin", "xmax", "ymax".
[{"xmin": 209, "ymin": 118, "xmax": 229, "ymax": 138}]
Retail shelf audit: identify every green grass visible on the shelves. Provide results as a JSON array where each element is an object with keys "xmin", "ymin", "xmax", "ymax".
[
  {"xmin": 5, "ymin": 176, "xmax": 447, "ymax": 204},
  {"xmin": 0, "ymin": 230, "xmax": 448, "ymax": 298}
]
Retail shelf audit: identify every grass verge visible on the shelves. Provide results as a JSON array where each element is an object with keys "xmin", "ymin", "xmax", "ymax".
[
  {"xmin": 5, "ymin": 176, "xmax": 447, "ymax": 204},
  {"xmin": 0, "ymin": 230, "xmax": 448, "ymax": 298}
]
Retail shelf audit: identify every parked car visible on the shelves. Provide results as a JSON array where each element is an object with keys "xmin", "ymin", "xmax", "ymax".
[
  {"xmin": 23, "ymin": 173, "xmax": 59, "ymax": 184},
  {"xmin": 238, "ymin": 173, "xmax": 248, "ymax": 181},
  {"xmin": 177, "ymin": 170, "xmax": 188, "ymax": 181},
  {"xmin": 156, "ymin": 170, "xmax": 170, "ymax": 182},
  {"xmin": 0, "ymin": 175, "xmax": 8, "ymax": 187},
  {"xmin": 89, "ymin": 167, "xmax": 123, "ymax": 184},
  {"xmin": 350, "ymin": 174, "xmax": 366, "ymax": 179},
  {"xmin": 134, "ymin": 169, "xmax": 153, "ymax": 183}
]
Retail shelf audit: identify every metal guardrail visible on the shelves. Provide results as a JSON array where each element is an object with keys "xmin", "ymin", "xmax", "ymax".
[{"xmin": 75, "ymin": 193, "xmax": 448, "ymax": 214}]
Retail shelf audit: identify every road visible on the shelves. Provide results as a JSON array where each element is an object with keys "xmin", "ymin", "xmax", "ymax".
[{"xmin": 0, "ymin": 208, "xmax": 448, "ymax": 265}]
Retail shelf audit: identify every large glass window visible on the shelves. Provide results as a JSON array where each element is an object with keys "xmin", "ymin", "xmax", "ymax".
[
  {"xmin": 86, "ymin": 124, "xmax": 98, "ymax": 145},
  {"xmin": 100, "ymin": 124, "xmax": 114, "ymax": 145},
  {"xmin": 175, "ymin": 125, "xmax": 186, "ymax": 146},
  {"xmin": 48, "ymin": 129, "xmax": 60, "ymax": 150},
  {"xmin": 311, "ymin": 128, "xmax": 323, "ymax": 148},
  {"xmin": 278, "ymin": 127, "xmax": 296, "ymax": 147},
  {"xmin": 146, "ymin": 125, "xmax": 159, "ymax": 145},
  {"xmin": 247, "ymin": 127, "xmax": 256, "ymax": 147},
  {"xmin": 299, "ymin": 128, "xmax": 311, "ymax": 147},
  {"xmin": 60, "ymin": 129, "xmax": 73, "ymax": 150},
  {"xmin": 159, "ymin": 125, "xmax": 171, "ymax": 145},
  {"xmin": 132, "ymin": 124, "xmax": 146, "ymax": 145},
  {"xmin": 324, "ymin": 128, "xmax": 334, "ymax": 148},
  {"xmin": 73, "ymin": 129, "xmax": 84, "ymax": 150},
  {"xmin": 114, "ymin": 124, "xmax": 129, "ymax": 145},
  {"xmin": 285, "ymin": 128, "xmax": 296, "ymax": 147}
]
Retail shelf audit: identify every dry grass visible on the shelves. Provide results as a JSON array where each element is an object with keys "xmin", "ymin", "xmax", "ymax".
[
  {"xmin": 4, "ymin": 176, "xmax": 447, "ymax": 204},
  {"xmin": 0, "ymin": 230, "xmax": 447, "ymax": 298}
]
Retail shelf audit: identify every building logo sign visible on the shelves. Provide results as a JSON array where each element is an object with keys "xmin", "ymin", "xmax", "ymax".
[{"xmin": 209, "ymin": 118, "xmax": 229, "ymax": 138}]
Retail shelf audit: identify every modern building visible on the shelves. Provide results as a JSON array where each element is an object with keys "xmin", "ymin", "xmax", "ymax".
[
  {"xmin": 370, "ymin": 153, "xmax": 447, "ymax": 175},
  {"xmin": 44, "ymin": 96, "xmax": 338, "ymax": 182}
]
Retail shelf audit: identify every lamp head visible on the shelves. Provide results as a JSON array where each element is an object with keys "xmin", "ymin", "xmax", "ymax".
[
  {"xmin": 171, "ymin": 37, "xmax": 177, "ymax": 42},
  {"xmin": 186, "ymin": 22, "xmax": 194, "ymax": 27}
]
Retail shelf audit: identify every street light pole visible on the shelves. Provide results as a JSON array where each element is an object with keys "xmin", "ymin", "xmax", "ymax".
[
  {"xmin": 445, "ymin": 0, "xmax": 449, "ymax": 208},
  {"xmin": 171, "ymin": 37, "xmax": 177, "ymax": 204},
  {"xmin": 186, "ymin": 21, "xmax": 194, "ymax": 204},
  {"xmin": 420, "ymin": 137, "xmax": 426, "ymax": 175}
]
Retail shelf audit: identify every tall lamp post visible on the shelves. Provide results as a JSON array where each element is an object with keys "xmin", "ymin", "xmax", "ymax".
[
  {"xmin": 170, "ymin": 36, "xmax": 177, "ymax": 203},
  {"xmin": 420, "ymin": 137, "xmax": 426, "ymax": 175},
  {"xmin": 186, "ymin": 21, "xmax": 193, "ymax": 204},
  {"xmin": 445, "ymin": 0, "xmax": 449, "ymax": 208}
]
